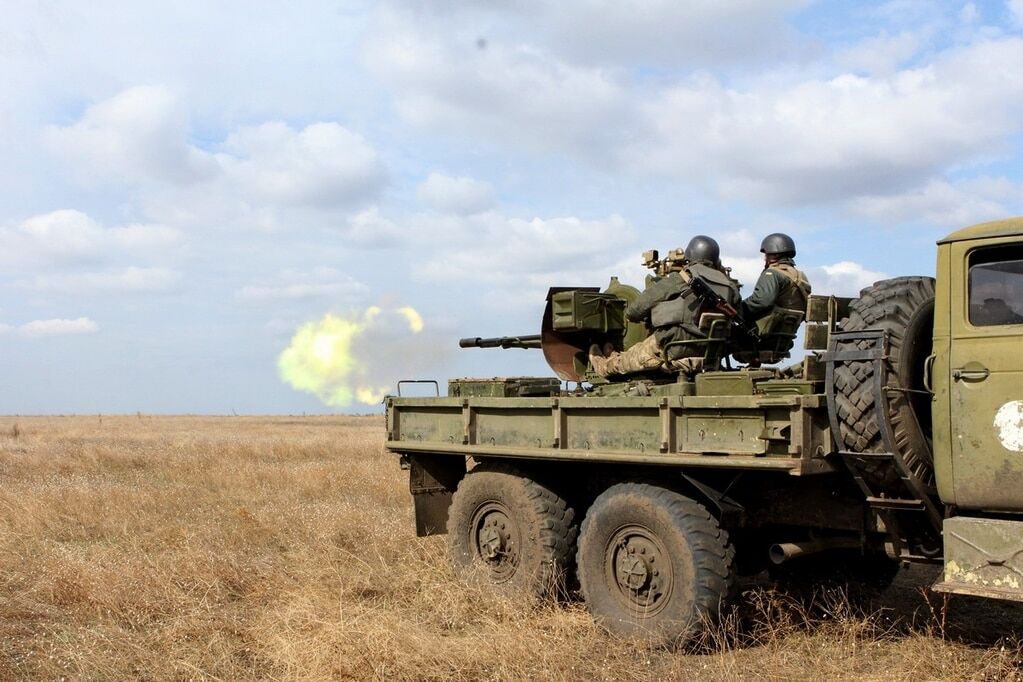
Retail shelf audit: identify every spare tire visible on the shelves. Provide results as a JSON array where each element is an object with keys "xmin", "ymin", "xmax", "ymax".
[{"xmin": 833, "ymin": 276, "xmax": 935, "ymax": 486}]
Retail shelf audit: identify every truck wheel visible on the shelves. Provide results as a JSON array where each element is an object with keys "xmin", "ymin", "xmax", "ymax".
[
  {"xmin": 834, "ymin": 276, "xmax": 935, "ymax": 478},
  {"xmin": 446, "ymin": 462, "xmax": 576, "ymax": 597},
  {"xmin": 576, "ymin": 483, "xmax": 734, "ymax": 646}
]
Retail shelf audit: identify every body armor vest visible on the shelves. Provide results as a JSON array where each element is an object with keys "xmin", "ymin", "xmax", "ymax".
[{"xmin": 767, "ymin": 262, "xmax": 811, "ymax": 311}]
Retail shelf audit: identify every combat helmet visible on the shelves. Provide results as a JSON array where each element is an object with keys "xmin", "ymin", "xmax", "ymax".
[
  {"xmin": 684, "ymin": 235, "xmax": 721, "ymax": 266},
  {"xmin": 760, "ymin": 233, "xmax": 796, "ymax": 258}
]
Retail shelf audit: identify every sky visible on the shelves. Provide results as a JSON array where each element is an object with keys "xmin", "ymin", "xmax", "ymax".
[{"xmin": 3, "ymin": 0, "xmax": 1023, "ymax": 414}]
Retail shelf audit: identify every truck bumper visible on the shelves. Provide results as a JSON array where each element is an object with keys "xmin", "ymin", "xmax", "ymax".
[{"xmin": 931, "ymin": 516, "xmax": 1023, "ymax": 602}]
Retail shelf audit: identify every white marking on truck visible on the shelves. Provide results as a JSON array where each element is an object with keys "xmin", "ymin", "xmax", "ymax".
[{"xmin": 994, "ymin": 401, "xmax": 1023, "ymax": 452}]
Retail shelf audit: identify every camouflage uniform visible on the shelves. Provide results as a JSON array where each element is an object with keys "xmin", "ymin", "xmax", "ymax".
[
  {"xmin": 733, "ymin": 258, "xmax": 811, "ymax": 364},
  {"xmin": 741, "ymin": 258, "xmax": 812, "ymax": 326},
  {"xmin": 592, "ymin": 263, "xmax": 740, "ymax": 377}
]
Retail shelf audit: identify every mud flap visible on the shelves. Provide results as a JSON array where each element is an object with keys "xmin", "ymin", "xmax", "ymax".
[
  {"xmin": 932, "ymin": 516, "xmax": 1023, "ymax": 602},
  {"xmin": 408, "ymin": 454, "xmax": 466, "ymax": 537}
]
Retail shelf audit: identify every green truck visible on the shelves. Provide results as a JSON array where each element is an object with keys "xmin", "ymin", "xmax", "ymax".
[{"xmin": 384, "ymin": 218, "xmax": 1023, "ymax": 645}]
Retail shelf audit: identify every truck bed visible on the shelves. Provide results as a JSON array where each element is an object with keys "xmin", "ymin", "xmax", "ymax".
[{"xmin": 385, "ymin": 388, "xmax": 836, "ymax": 475}]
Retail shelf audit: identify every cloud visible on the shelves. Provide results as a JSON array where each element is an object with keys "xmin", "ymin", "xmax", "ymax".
[
  {"xmin": 236, "ymin": 268, "xmax": 368, "ymax": 303},
  {"xmin": 0, "ymin": 209, "xmax": 183, "ymax": 267},
  {"xmin": 833, "ymin": 31, "xmax": 923, "ymax": 75},
  {"xmin": 633, "ymin": 37, "xmax": 1023, "ymax": 204},
  {"xmin": 11, "ymin": 317, "xmax": 99, "ymax": 338},
  {"xmin": 530, "ymin": 1, "xmax": 808, "ymax": 67},
  {"xmin": 1011, "ymin": 0, "xmax": 1023, "ymax": 26},
  {"xmin": 24, "ymin": 267, "xmax": 182, "ymax": 294},
  {"xmin": 377, "ymin": 1, "xmax": 808, "ymax": 69},
  {"xmin": 44, "ymin": 85, "xmax": 216, "ymax": 185},
  {"xmin": 47, "ymin": 88, "xmax": 387, "ymax": 227},
  {"xmin": 847, "ymin": 177, "xmax": 1018, "ymax": 226},
  {"xmin": 217, "ymin": 122, "xmax": 386, "ymax": 208},
  {"xmin": 416, "ymin": 172, "xmax": 495, "ymax": 214},
  {"xmin": 411, "ymin": 212, "xmax": 637, "ymax": 307},
  {"xmin": 415, "ymin": 212, "xmax": 633, "ymax": 278},
  {"xmin": 367, "ymin": 6, "xmax": 1023, "ymax": 208},
  {"xmin": 345, "ymin": 206, "xmax": 402, "ymax": 247},
  {"xmin": 808, "ymin": 261, "xmax": 890, "ymax": 297},
  {"xmin": 364, "ymin": 10, "xmax": 630, "ymax": 157}
]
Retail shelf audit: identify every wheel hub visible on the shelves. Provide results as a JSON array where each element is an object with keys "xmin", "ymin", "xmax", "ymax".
[
  {"xmin": 605, "ymin": 526, "xmax": 671, "ymax": 614},
  {"xmin": 616, "ymin": 552, "xmax": 651, "ymax": 590},
  {"xmin": 469, "ymin": 502, "xmax": 520, "ymax": 581},
  {"xmin": 479, "ymin": 519, "xmax": 508, "ymax": 559}
]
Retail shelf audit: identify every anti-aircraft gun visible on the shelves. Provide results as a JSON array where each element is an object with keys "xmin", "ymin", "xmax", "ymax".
[
  {"xmin": 386, "ymin": 219, "xmax": 1023, "ymax": 648},
  {"xmin": 456, "ymin": 279, "xmax": 646, "ymax": 383},
  {"xmin": 456, "ymin": 246, "xmax": 752, "ymax": 384}
]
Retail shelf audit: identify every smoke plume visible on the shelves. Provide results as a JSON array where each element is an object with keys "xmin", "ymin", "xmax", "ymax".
[{"xmin": 278, "ymin": 306, "xmax": 426, "ymax": 407}]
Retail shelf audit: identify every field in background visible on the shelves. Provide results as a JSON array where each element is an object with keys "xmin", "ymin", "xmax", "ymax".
[{"xmin": 1, "ymin": 415, "xmax": 1021, "ymax": 680}]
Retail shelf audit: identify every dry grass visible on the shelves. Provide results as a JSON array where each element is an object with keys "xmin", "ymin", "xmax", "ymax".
[{"xmin": 1, "ymin": 415, "xmax": 1021, "ymax": 680}]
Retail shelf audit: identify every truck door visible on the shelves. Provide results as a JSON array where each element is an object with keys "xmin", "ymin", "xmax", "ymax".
[{"xmin": 949, "ymin": 239, "xmax": 1023, "ymax": 510}]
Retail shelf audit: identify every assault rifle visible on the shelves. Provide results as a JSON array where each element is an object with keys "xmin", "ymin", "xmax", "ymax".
[{"xmin": 688, "ymin": 275, "xmax": 760, "ymax": 344}]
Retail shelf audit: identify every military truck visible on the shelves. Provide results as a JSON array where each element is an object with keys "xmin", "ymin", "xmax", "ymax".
[{"xmin": 384, "ymin": 218, "xmax": 1023, "ymax": 645}]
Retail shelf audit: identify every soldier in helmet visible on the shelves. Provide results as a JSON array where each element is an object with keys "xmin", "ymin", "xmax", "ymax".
[
  {"xmin": 742, "ymin": 233, "xmax": 811, "ymax": 322},
  {"xmin": 734, "ymin": 233, "xmax": 811, "ymax": 364},
  {"xmin": 590, "ymin": 235, "xmax": 740, "ymax": 377}
]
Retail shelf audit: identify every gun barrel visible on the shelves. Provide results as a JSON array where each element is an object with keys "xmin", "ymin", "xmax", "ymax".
[{"xmin": 459, "ymin": 334, "xmax": 542, "ymax": 350}]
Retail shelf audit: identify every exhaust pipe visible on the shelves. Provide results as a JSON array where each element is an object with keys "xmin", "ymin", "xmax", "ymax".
[{"xmin": 769, "ymin": 538, "xmax": 861, "ymax": 565}]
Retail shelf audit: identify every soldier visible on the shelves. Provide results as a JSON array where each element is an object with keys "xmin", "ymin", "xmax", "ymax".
[
  {"xmin": 590, "ymin": 236, "xmax": 741, "ymax": 377},
  {"xmin": 741, "ymin": 233, "xmax": 811, "ymax": 324},
  {"xmin": 734, "ymin": 233, "xmax": 811, "ymax": 365}
]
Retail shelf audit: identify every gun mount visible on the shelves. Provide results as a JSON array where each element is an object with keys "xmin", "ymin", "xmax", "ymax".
[{"xmin": 458, "ymin": 280, "xmax": 645, "ymax": 382}]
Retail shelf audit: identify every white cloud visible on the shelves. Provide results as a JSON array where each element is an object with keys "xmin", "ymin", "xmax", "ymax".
[
  {"xmin": 0, "ymin": 209, "xmax": 183, "ymax": 267},
  {"xmin": 378, "ymin": 1, "xmax": 807, "ymax": 69},
  {"xmin": 808, "ymin": 261, "xmax": 890, "ymax": 297},
  {"xmin": 960, "ymin": 3, "xmax": 979, "ymax": 24},
  {"xmin": 416, "ymin": 172, "xmax": 495, "ymax": 214},
  {"xmin": 44, "ymin": 85, "xmax": 216, "ymax": 185},
  {"xmin": 46, "ymin": 89, "xmax": 386, "ymax": 227},
  {"xmin": 367, "ymin": 6, "xmax": 1023, "ymax": 207},
  {"xmin": 218, "ymin": 122, "xmax": 385, "ymax": 208},
  {"xmin": 236, "ymin": 268, "xmax": 368, "ymax": 303},
  {"xmin": 413, "ymin": 212, "xmax": 636, "ymax": 303},
  {"xmin": 539, "ymin": 1, "xmax": 807, "ymax": 66},
  {"xmin": 1010, "ymin": 0, "xmax": 1023, "ymax": 26},
  {"xmin": 364, "ymin": 11, "xmax": 630, "ymax": 156},
  {"xmin": 848, "ymin": 176, "xmax": 1020, "ymax": 225},
  {"xmin": 25, "ymin": 267, "xmax": 181, "ymax": 294},
  {"xmin": 834, "ymin": 31, "xmax": 923, "ymax": 75},
  {"xmin": 15, "ymin": 317, "xmax": 99, "ymax": 338},
  {"xmin": 345, "ymin": 206, "xmax": 402, "ymax": 247},
  {"xmin": 634, "ymin": 37, "xmax": 1023, "ymax": 203}
]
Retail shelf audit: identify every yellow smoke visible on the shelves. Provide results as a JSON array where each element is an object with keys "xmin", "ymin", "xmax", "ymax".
[{"xmin": 278, "ymin": 306, "xmax": 423, "ymax": 407}]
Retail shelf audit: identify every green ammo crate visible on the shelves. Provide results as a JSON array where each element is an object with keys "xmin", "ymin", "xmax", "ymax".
[{"xmin": 448, "ymin": 377, "xmax": 562, "ymax": 398}]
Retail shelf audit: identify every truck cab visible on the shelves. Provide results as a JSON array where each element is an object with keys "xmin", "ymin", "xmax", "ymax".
[{"xmin": 930, "ymin": 218, "xmax": 1023, "ymax": 598}]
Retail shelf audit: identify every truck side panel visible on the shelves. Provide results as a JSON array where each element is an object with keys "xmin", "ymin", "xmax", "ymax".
[{"xmin": 386, "ymin": 393, "xmax": 835, "ymax": 475}]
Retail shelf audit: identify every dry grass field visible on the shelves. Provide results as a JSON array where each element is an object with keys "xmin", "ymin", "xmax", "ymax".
[{"xmin": 1, "ymin": 415, "xmax": 1022, "ymax": 680}]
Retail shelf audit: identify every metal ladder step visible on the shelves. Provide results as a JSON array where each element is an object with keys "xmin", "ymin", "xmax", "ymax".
[{"xmin": 865, "ymin": 496, "xmax": 926, "ymax": 510}]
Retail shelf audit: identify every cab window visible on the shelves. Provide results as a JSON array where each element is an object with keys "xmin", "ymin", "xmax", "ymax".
[{"xmin": 968, "ymin": 244, "xmax": 1023, "ymax": 327}]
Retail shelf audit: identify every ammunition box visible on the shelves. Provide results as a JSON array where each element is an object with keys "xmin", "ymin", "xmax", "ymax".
[
  {"xmin": 759, "ymin": 380, "xmax": 815, "ymax": 396},
  {"xmin": 695, "ymin": 370, "xmax": 775, "ymax": 396},
  {"xmin": 551, "ymin": 290, "xmax": 625, "ymax": 333},
  {"xmin": 448, "ymin": 377, "xmax": 562, "ymax": 398}
]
